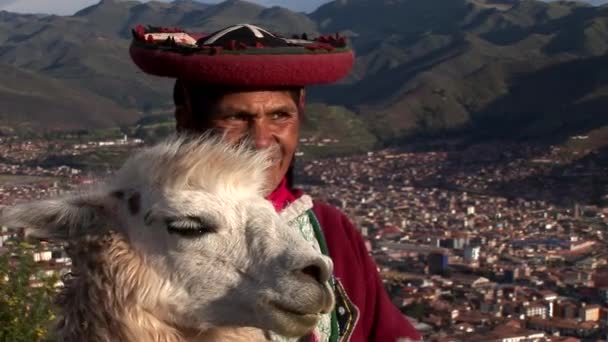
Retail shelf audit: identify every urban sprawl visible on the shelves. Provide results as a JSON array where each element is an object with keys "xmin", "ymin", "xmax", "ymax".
[{"xmin": 1, "ymin": 135, "xmax": 607, "ymax": 342}]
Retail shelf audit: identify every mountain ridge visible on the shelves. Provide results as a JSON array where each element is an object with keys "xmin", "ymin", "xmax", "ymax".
[{"xmin": 0, "ymin": 0, "xmax": 607, "ymax": 147}]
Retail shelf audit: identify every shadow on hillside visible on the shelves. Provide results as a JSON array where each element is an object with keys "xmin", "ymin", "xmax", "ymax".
[
  {"xmin": 307, "ymin": 33, "xmax": 469, "ymax": 107},
  {"xmin": 406, "ymin": 54, "xmax": 608, "ymax": 207},
  {"xmin": 486, "ymin": 146, "xmax": 608, "ymax": 207},
  {"xmin": 470, "ymin": 53, "xmax": 608, "ymax": 143},
  {"xmin": 480, "ymin": 5, "xmax": 606, "ymax": 51},
  {"xmin": 409, "ymin": 141, "xmax": 607, "ymax": 207}
]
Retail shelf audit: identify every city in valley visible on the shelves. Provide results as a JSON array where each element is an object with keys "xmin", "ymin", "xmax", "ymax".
[{"xmin": 1, "ymin": 134, "xmax": 607, "ymax": 342}]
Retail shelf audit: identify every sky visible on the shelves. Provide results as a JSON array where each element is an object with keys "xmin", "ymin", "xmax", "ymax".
[
  {"xmin": 2, "ymin": 0, "xmax": 605, "ymax": 16},
  {"xmin": 0, "ymin": 0, "xmax": 333, "ymax": 16}
]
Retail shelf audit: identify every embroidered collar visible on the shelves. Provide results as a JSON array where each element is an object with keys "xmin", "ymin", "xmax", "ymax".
[{"xmin": 279, "ymin": 194, "xmax": 313, "ymax": 222}]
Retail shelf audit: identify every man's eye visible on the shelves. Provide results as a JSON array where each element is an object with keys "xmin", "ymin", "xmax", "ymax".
[
  {"xmin": 225, "ymin": 114, "xmax": 248, "ymax": 121},
  {"xmin": 165, "ymin": 216, "xmax": 215, "ymax": 237},
  {"xmin": 272, "ymin": 112, "xmax": 290, "ymax": 120}
]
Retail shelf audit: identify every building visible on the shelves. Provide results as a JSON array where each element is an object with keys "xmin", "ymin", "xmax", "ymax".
[
  {"xmin": 555, "ymin": 301, "xmax": 578, "ymax": 319},
  {"xmin": 521, "ymin": 302, "xmax": 547, "ymax": 319},
  {"xmin": 33, "ymin": 249, "xmax": 53, "ymax": 262},
  {"xmin": 464, "ymin": 245, "xmax": 481, "ymax": 263},
  {"xmin": 579, "ymin": 303, "xmax": 600, "ymax": 322},
  {"xmin": 537, "ymin": 291, "xmax": 558, "ymax": 317},
  {"xmin": 0, "ymin": 226, "xmax": 21, "ymax": 247},
  {"xmin": 504, "ymin": 268, "xmax": 521, "ymax": 283},
  {"xmin": 464, "ymin": 324, "xmax": 546, "ymax": 342},
  {"xmin": 428, "ymin": 252, "xmax": 448, "ymax": 275},
  {"xmin": 527, "ymin": 317, "xmax": 599, "ymax": 338},
  {"xmin": 440, "ymin": 238, "xmax": 455, "ymax": 249},
  {"xmin": 598, "ymin": 287, "xmax": 608, "ymax": 304}
]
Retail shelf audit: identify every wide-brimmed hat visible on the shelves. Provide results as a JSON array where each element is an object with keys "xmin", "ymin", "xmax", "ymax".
[{"xmin": 129, "ymin": 23, "xmax": 355, "ymax": 87}]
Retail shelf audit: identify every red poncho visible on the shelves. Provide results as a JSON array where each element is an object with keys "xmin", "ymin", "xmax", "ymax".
[{"xmin": 267, "ymin": 180, "xmax": 421, "ymax": 342}]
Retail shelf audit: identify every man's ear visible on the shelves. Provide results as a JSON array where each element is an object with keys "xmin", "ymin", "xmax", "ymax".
[
  {"xmin": 298, "ymin": 88, "xmax": 306, "ymax": 110},
  {"xmin": 0, "ymin": 191, "xmax": 119, "ymax": 240}
]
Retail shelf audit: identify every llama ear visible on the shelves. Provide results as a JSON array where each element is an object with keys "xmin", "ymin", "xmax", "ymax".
[{"xmin": 0, "ymin": 192, "xmax": 118, "ymax": 240}]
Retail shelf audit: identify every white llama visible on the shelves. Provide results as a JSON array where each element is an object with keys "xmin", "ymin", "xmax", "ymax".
[{"xmin": 0, "ymin": 135, "xmax": 335, "ymax": 342}]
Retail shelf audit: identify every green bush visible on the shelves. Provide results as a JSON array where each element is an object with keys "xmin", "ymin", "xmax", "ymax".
[{"xmin": 0, "ymin": 242, "xmax": 58, "ymax": 342}]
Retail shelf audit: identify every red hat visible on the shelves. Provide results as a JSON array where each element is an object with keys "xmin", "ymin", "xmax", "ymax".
[{"xmin": 129, "ymin": 24, "xmax": 355, "ymax": 87}]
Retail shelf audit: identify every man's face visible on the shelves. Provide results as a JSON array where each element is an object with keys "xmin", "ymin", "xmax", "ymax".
[{"xmin": 198, "ymin": 90, "xmax": 301, "ymax": 192}]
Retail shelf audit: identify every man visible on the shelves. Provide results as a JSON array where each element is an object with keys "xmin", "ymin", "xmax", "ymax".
[{"xmin": 130, "ymin": 23, "xmax": 421, "ymax": 342}]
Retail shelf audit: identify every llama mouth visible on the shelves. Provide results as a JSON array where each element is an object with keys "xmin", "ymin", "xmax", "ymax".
[
  {"xmin": 265, "ymin": 300, "xmax": 322, "ymax": 337},
  {"xmin": 268, "ymin": 301, "xmax": 320, "ymax": 320}
]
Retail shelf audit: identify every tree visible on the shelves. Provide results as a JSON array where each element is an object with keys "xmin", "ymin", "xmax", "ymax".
[{"xmin": 0, "ymin": 241, "xmax": 58, "ymax": 342}]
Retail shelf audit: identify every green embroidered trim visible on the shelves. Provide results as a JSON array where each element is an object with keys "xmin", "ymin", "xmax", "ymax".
[{"xmin": 306, "ymin": 210, "xmax": 340, "ymax": 342}]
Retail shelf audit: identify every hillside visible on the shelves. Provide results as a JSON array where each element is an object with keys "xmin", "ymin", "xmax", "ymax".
[
  {"xmin": 0, "ymin": 62, "xmax": 139, "ymax": 132},
  {"xmin": 0, "ymin": 0, "xmax": 316, "ymax": 129},
  {"xmin": 309, "ymin": 0, "xmax": 608, "ymax": 144},
  {"xmin": 0, "ymin": 0, "xmax": 607, "ymax": 148}
]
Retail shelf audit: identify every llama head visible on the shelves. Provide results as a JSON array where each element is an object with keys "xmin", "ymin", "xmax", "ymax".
[{"xmin": 0, "ymin": 135, "xmax": 334, "ymax": 337}]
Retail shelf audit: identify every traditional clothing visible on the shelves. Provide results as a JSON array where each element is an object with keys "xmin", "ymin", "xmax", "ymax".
[
  {"xmin": 129, "ymin": 23, "xmax": 421, "ymax": 341},
  {"xmin": 129, "ymin": 24, "xmax": 354, "ymax": 87},
  {"xmin": 267, "ymin": 180, "xmax": 421, "ymax": 342},
  {"xmin": 310, "ymin": 198, "xmax": 422, "ymax": 342}
]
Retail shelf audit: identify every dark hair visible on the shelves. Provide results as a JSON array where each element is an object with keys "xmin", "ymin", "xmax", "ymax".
[{"xmin": 173, "ymin": 79, "xmax": 303, "ymax": 189}]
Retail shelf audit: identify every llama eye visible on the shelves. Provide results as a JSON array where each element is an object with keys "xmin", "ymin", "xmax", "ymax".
[{"xmin": 165, "ymin": 216, "xmax": 215, "ymax": 236}]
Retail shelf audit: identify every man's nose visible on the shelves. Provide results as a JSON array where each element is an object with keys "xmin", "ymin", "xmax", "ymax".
[{"xmin": 250, "ymin": 120, "xmax": 274, "ymax": 150}]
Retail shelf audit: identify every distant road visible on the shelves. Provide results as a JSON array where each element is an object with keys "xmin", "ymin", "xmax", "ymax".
[{"xmin": 0, "ymin": 174, "xmax": 58, "ymax": 186}]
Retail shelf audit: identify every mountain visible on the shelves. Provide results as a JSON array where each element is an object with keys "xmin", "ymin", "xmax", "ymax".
[
  {"xmin": 309, "ymin": 0, "xmax": 608, "ymax": 143},
  {"xmin": 0, "ymin": 62, "xmax": 138, "ymax": 131},
  {"xmin": 0, "ymin": 0, "xmax": 608, "ymax": 147},
  {"xmin": 169, "ymin": 0, "xmax": 317, "ymax": 34},
  {"xmin": 543, "ymin": 0, "xmax": 608, "ymax": 5},
  {"xmin": 0, "ymin": 0, "xmax": 317, "ymax": 133},
  {"xmin": 0, "ymin": 0, "xmax": 334, "ymax": 16}
]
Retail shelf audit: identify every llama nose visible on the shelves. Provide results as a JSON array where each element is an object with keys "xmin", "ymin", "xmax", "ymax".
[{"xmin": 299, "ymin": 257, "xmax": 332, "ymax": 284}]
